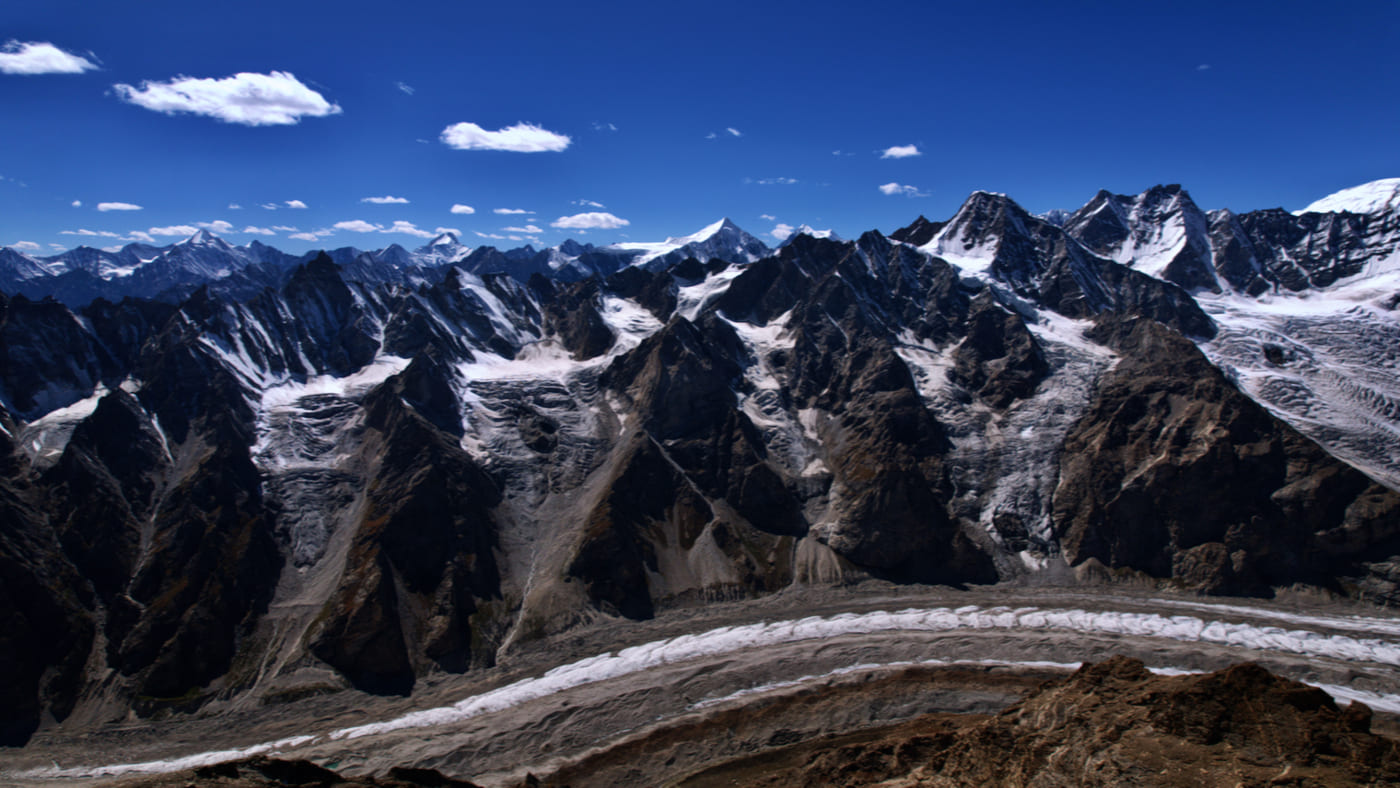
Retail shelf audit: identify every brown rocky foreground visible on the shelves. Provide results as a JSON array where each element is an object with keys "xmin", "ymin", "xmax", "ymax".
[{"xmin": 100, "ymin": 656, "xmax": 1398, "ymax": 788}]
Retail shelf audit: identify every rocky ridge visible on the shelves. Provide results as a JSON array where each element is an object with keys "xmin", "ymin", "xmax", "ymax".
[{"xmin": 0, "ymin": 182, "xmax": 1398, "ymax": 748}]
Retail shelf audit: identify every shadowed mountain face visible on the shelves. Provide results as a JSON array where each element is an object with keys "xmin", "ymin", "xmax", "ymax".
[{"xmin": 1, "ymin": 187, "xmax": 1399, "ymax": 744}]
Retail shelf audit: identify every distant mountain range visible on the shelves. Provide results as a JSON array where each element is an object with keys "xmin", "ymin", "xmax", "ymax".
[
  {"xmin": 2, "ymin": 178, "xmax": 1399, "ymax": 747},
  {"xmin": 0, "ymin": 218, "xmax": 779, "ymax": 307}
]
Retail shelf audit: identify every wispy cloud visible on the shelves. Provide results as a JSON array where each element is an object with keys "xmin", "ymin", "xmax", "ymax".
[
  {"xmin": 285, "ymin": 199, "xmax": 308, "ymax": 209},
  {"xmin": 61, "ymin": 228, "xmax": 123, "ymax": 238},
  {"xmin": 97, "ymin": 202, "xmax": 143, "ymax": 211},
  {"xmin": 572, "ymin": 199, "xmax": 605, "ymax": 209},
  {"xmin": 551, "ymin": 212, "xmax": 629, "ymax": 230},
  {"xmin": 227, "ymin": 203, "xmax": 242, "ymax": 210},
  {"xmin": 878, "ymin": 182, "xmax": 928, "ymax": 197},
  {"xmin": 880, "ymin": 144, "xmax": 921, "ymax": 159},
  {"xmin": 501, "ymin": 224, "xmax": 543, "ymax": 234},
  {"xmin": 71, "ymin": 200, "xmax": 82, "ymax": 207},
  {"xmin": 113, "ymin": 71, "xmax": 341, "ymax": 126},
  {"xmin": 272, "ymin": 225, "xmax": 299, "ymax": 232},
  {"xmin": 11, "ymin": 240, "xmax": 41, "ymax": 251},
  {"xmin": 396, "ymin": 81, "xmax": 415, "ymax": 95},
  {"xmin": 198, "ymin": 219, "xmax": 234, "ymax": 233},
  {"xmin": 361, "ymin": 195, "xmax": 409, "ymax": 204},
  {"xmin": 1197, "ymin": 63, "xmax": 1212, "ymax": 71},
  {"xmin": 333, "ymin": 220, "xmax": 379, "ymax": 233},
  {"xmin": 0, "ymin": 41, "xmax": 99, "ymax": 75},
  {"xmin": 242, "ymin": 226, "xmax": 276, "ymax": 235},
  {"xmin": 148, "ymin": 225, "xmax": 199, "ymax": 236},
  {"xmin": 705, "ymin": 132, "xmax": 717, "ymax": 139},
  {"xmin": 770, "ymin": 223, "xmax": 795, "ymax": 241},
  {"xmin": 726, "ymin": 127, "xmax": 742, "ymax": 137},
  {"xmin": 592, "ymin": 121, "xmax": 618, "ymax": 132},
  {"xmin": 474, "ymin": 231, "xmax": 508, "ymax": 240},
  {"xmin": 451, "ymin": 204, "xmax": 476, "ymax": 214},
  {"xmin": 433, "ymin": 227, "xmax": 461, "ymax": 236},
  {"xmin": 750, "ymin": 177, "xmax": 799, "ymax": 186},
  {"xmin": 760, "ymin": 214, "xmax": 777, "ymax": 221},
  {"xmin": 261, "ymin": 203, "xmax": 278, "ymax": 210},
  {"xmin": 440, "ymin": 121, "xmax": 571, "ymax": 152},
  {"xmin": 289, "ymin": 232, "xmax": 321, "ymax": 242},
  {"xmin": 493, "ymin": 208, "xmax": 532, "ymax": 215}
]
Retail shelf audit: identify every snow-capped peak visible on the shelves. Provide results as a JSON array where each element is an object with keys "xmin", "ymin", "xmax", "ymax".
[
  {"xmin": 1297, "ymin": 178, "xmax": 1400, "ymax": 216},
  {"xmin": 429, "ymin": 231, "xmax": 461, "ymax": 247},
  {"xmin": 184, "ymin": 229, "xmax": 220, "ymax": 245},
  {"xmin": 608, "ymin": 217, "xmax": 768, "ymax": 267}
]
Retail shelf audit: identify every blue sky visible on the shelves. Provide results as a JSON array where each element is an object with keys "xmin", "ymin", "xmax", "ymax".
[{"xmin": 2, "ymin": 0, "xmax": 1397, "ymax": 255}]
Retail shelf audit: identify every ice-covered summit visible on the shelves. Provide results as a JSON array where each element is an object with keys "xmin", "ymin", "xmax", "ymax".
[
  {"xmin": 609, "ymin": 217, "xmax": 770, "ymax": 268},
  {"xmin": 1297, "ymin": 178, "xmax": 1400, "ymax": 216}
]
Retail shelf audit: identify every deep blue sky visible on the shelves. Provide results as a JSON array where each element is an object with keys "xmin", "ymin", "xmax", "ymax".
[{"xmin": 2, "ymin": 0, "xmax": 1397, "ymax": 254}]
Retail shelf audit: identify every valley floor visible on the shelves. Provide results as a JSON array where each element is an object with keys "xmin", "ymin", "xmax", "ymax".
[{"xmin": 6, "ymin": 582, "xmax": 1400, "ymax": 787}]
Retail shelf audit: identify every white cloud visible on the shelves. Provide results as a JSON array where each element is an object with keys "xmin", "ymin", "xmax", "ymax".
[
  {"xmin": 333, "ymin": 220, "xmax": 380, "ymax": 233},
  {"xmin": 440, "ymin": 121, "xmax": 571, "ymax": 152},
  {"xmin": 878, "ymin": 182, "xmax": 929, "ymax": 197},
  {"xmin": 285, "ymin": 199, "xmax": 308, "ymax": 209},
  {"xmin": 726, "ymin": 127, "xmax": 742, "ymax": 137},
  {"xmin": 272, "ymin": 225, "xmax": 299, "ymax": 232},
  {"xmin": 550, "ymin": 212, "xmax": 629, "ymax": 230},
  {"xmin": 228, "ymin": 203, "xmax": 242, "ymax": 210},
  {"xmin": 0, "ymin": 41, "xmax": 99, "ymax": 75},
  {"xmin": 148, "ymin": 225, "xmax": 199, "ymax": 236},
  {"xmin": 433, "ymin": 227, "xmax": 461, "ymax": 236},
  {"xmin": 770, "ymin": 223, "xmax": 795, "ymax": 241},
  {"xmin": 592, "ymin": 121, "xmax": 618, "ymax": 132},
  {"xmin": 261, "ymin": 203, "xmax": 278, "ymax": 210},
  {"xmin": 753, "ymin": 177, "xmax": 798, "ymax": 185},
  {"xmin": 97, "ymin": 202, "xmax": 143, "ymax": 212},
  {"xmin": 474, "ymin": 231, "xmax": 508, "ymax": 240},
  {"xmin": 362, "ymin": 195, "xmax": 409, "ymax": 204},
  {"xmin": 12, "ymin": 241, "xmax": 41, "ymax": 251},
  {"xmin": 242, "ymin": 226, "xmax": 276, "ymax": 235},
  {"xmin": 493, "ymin": 208, "xmax": 532, "ymax": 215},
  {"xmin": 49, "ymin": 243, "xmax": 66, "ymax": 251},
  {"xmin": 573, "ymin": 199, "xmax": 605, "ymax": 209},
  {"xmin": 198, "ymin": 220, "xmax": 235, "ymax": 234},
  {"xmin": 880, "ymin": 144, "xmax": 922, "ymax": 159},
  {"xmin": 385, "ymin": 220, "xmax": 433, "ymax": 238},
  {"xmin": 289, "ymin": 232, "xmax": 321, "ymax": 242},
  {"xmin": 113, "ymin": 71, "xmax": 342, "ymax": 126},
  {"xmin": 501, "ymin": 224, "xmax": 543, "ymax": 234},
  {"xmin": 61, "ymin": 228, "xmax": 122, "ymax": 238},
  {"xmin": 760, "ymin": 214, "xmax": 777, "ymax": 221},
  {"xmin": 127, "ymin": 230, "xmax": 155, "ymax": 244},
  {"xmin": 71, "ymin": 200, "xmax": 82, "ymax": 207},
  {"xmin": 102, "ymin": 245, "xmax": 123, "ymax": 253},
  {"xmin": 396, "ymin": 81, "xmax": 415, "ymax": 95},
  {"xmin": 705, "ymin": 132, "xmax": 717, "ymax": 139},
  {"xmin": 451, "ymin": 204, "xmax": 477, "ymax": 214}
]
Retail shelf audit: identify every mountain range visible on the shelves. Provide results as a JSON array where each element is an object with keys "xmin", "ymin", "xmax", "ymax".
[{"xmin": 2, "ymin": 178, "xmax": 1399, "ymax": 751}]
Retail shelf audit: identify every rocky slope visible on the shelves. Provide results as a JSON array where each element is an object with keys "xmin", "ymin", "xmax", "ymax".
[
  {"xmin": 671, "ymin": 657, "xmax": 1400, "ymax": 788},
  {"xmin": 1, "ymin": 183, "xmax": 1398, "ymax": 748}
]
